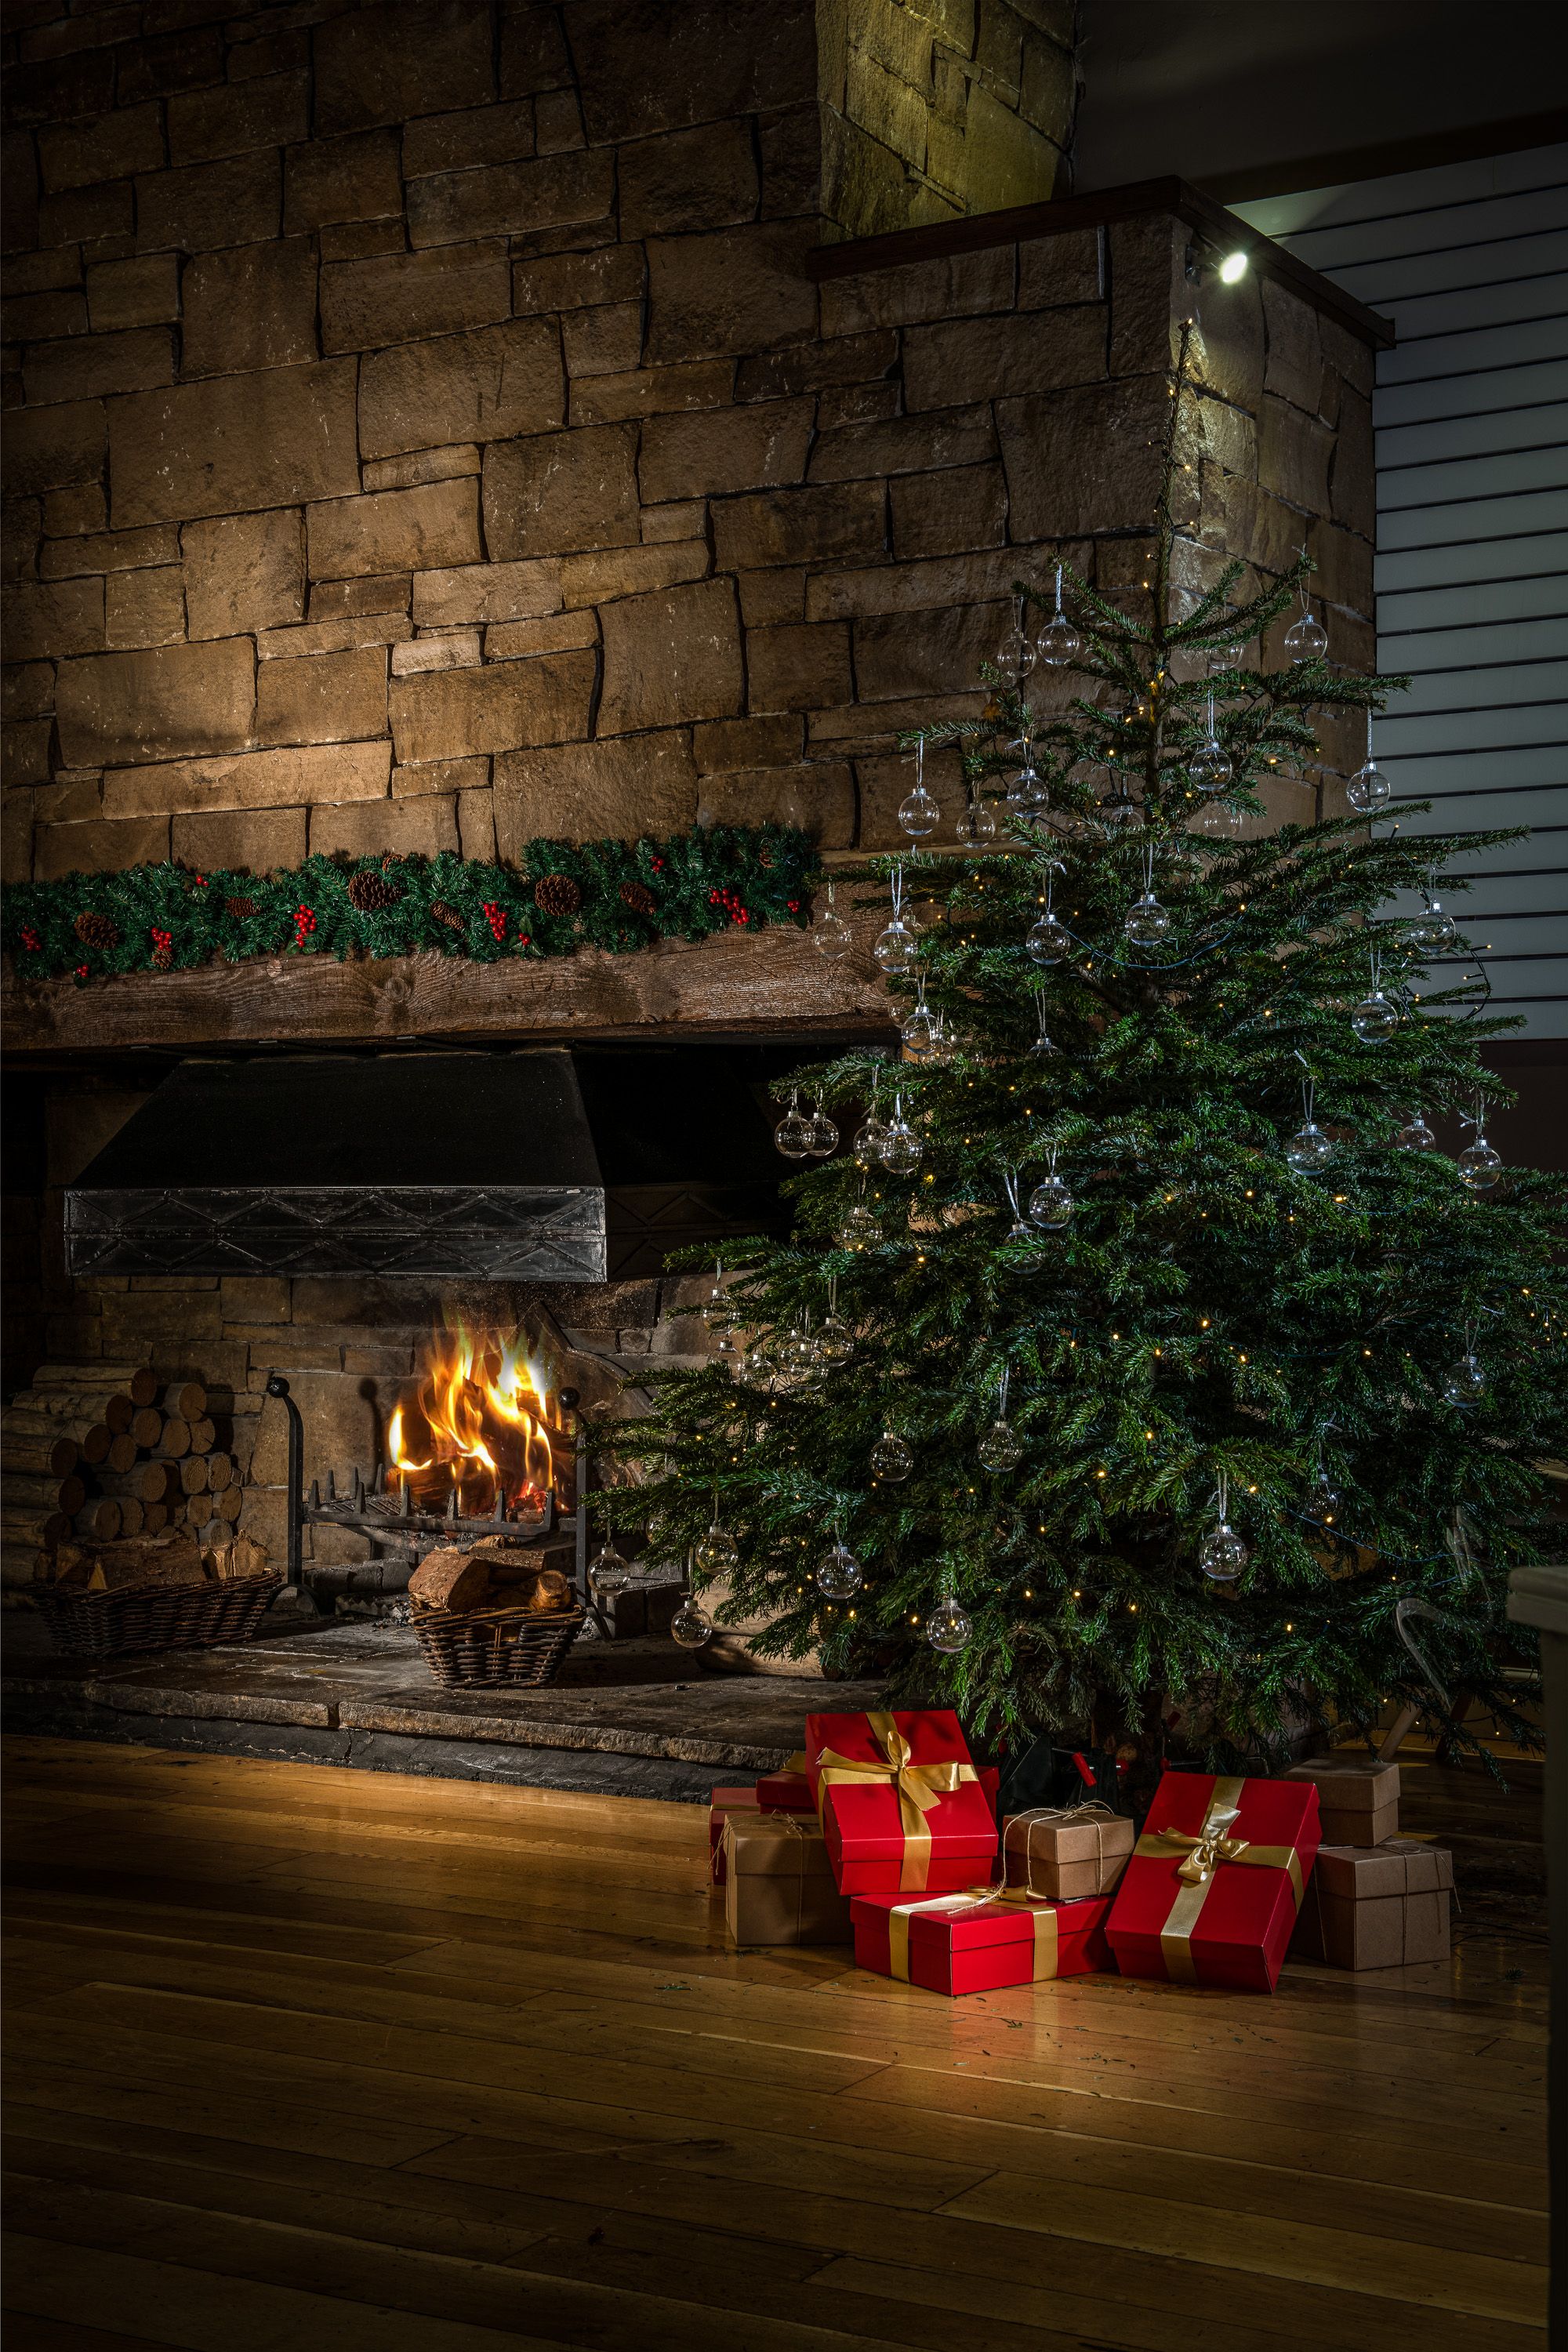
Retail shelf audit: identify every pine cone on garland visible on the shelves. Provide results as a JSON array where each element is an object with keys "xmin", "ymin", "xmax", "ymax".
[
  {"xmin": 534, "ymin": 873, "xmax": 583, "ymax": 917},
  {"xmin": 73, "ymin": 911, "xmax": 120, "ymax": 951},
  {"xmin": 619, "ymin": 880, "xmax": 656, "ymax": 917},
  {"xmin": 224, "ymin": 895, "xmax": 257, "ymax": 919},
  {"xmin": 347, "ymin": 868, "xmax": 402, "ymax": 913},
  {"xmin": 430, "ymin": 901, "xmax": 466, "ymax": 931}
]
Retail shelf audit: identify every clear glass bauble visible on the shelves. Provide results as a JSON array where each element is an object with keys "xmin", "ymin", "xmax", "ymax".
[
  {"xmin": 802, "ymin": 1105, "xmax": 839, "ymax": 1156},
  {"xmin": 1396, "ymin": 1112, "xmax": 1436, "ymax": 1152},
  {"xmin": 1351, "ymin": 989, "xmax": 1399, "ymax": 1044},
  {"xmin": 977, "ymin": 1417, "xmax": 1022, "ymax": 1472},
  {"xmin": 1346, "ymin": 761, "xmax": 1392, "ymax": 815},
  {"xmin": 1028, "ymin": 1174, "xmax": 1075, "ymax": 1230},
  {"xmin": 880, "ymin": 1119, "xmax": 923, "ymax": 1174},
  {"xmin": 1026, "ymin": 912, "xmax": 1073, "ymax": 964},
  {"xmin": 775, "ymin": 1104, "xmax": 811, "ymax": 1159},
  {"xmin": 1283, "ymin": 608, "xmax": 1328, "ymax": 660},
  {"xmin": 817, "ymin": 1313, "xmax": 854, "ymax": 1366},
  {"xmin": 1196, "ymin": 798, "xmax": 1244, "ymax": 838},
  {"xmin": 1123, "ymin": 892, "xmax": 1173, "ymax": 949},
  {"xmin": 713, "ymin": 1328, "xmax": 746, "ymax": 1376},
  {"xmin": 1189, "ymin": 739, "xmax": 1232, "ymax": 789},
  {"xmin": 873, "ymin": 918, "xmax": 916, "ymax": 974},
  {"xmin": 853, "ymin": 1112, "xmax": 889, "ymax": 1170},
  {"xmin": 1412, "ymin": 900, "xmax": 1456, "ymax": 950},
  {"xmin": 897, "ymin": 784, "xmax": 940, "ymax": 839},
  {"xmin": 837, "ymin": 1203, "xmax": 881, "ymax": 1251},
  {"xmin": 670, "ymin": 1596, "xmax": 714, "ymax": 1649},
  {"xmin": 816, "ymin": 1541, "xmax": 863, "ymax": 1600},
  {"xmin": 1442, "ymin": 1352, "xmax": 1486, "ymax": 1406},
  {"xmin": 924, "ymin": 1020, "xmax": 956, "ymax": 1067},
  {"xmin": 742, "ymin": 1340, "xmax": 773, "ymax": 1383},
  {"xmin": 776, "ymin": 1327, "xmax": 820, "ymax": 1387},
  {"xmin": 588, "ymin": 1541, "xmax": 633, "ymax": 1598},
  {"xmin": 958, "ymin": 797, "xmax": 998, "ymax": 844},
  {"xmin": 1457, "ymin": 1139, "xmax": 1502, "ymax": 1192},
  {"xmin": 900, "ymin": 1004, "xmax": 938, "ymax": 1058},
  {"xmin": 1007, "ymin": 763, "xmax": 1045, "ymax": 808},
  {"xmin": 700, "ymin": 1279, "xmax": 728, "ymax": 1328},
  {"xmin": 1099, "ymin": 792, "xmax": 1139, "ymax": 829},
  {"xmin": 1304, "ymin": 1474, "xmax": 1341, "ymax": 1528},
  {"xmin": 926, "ymin": 1595, "xmax": 974, "ymax": 1653},
  {"xmin": 1209, "ymin": 636, "xmax": 1247, "ymax": 673},
  {"xmin": 1006, "ymin": 1215, "xmax": 1036, "ymax": 1243},
  {"xmin": 1285, "ymin": 1120, "xmax": 1334, "ymax": 1173},
  {"xmin": 1037, "ymin": 615, "xmax": 1080, "ymax": 667},
  {"xmin": 695, "ymin": 1523, "xmax": 739, "ymax": 1577},
  {"xmin": 1030, "ymin": 1029, "xmax": 1063, "ymax": 1061},
  {"xmin": 1199, "ymin": 1522, "xmax": 1248, "ymax": 1581},
  {"xmin": 814, "ymin": 906, "xmax": 852, "ymax": 959},
  {"xmin": 870, "ymin": 1430, "xmax": 913, "ymax": 1482},
  {"xmin": 998, "ymin": 627, "xmax": 1036, "ymax": 677}
]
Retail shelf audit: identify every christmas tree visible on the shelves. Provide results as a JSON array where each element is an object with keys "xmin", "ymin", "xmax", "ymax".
[{"xmin": 601, "ymin": 344, "xmax": 1565, "ymax": 1773}]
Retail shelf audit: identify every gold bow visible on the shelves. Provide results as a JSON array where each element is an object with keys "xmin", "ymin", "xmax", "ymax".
[
  {"xmin": 884, "ymin": 1884, "xmax": 1059, "ymax": 1984},
  {"xmin": 1131, "ymin": 1777, "xmax": 1306, "ymax": 1983},
  {"xmin": 813, "ymin": 1710, "xmax": 978, "ymax": 1891}
]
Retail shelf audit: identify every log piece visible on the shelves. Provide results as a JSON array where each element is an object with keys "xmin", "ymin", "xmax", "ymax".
[
  {"xmin": 205, "ymin": 1532, "xmax": 268, "ymax": 1581},
  {"xmin": 9, "ymin": 1389, "xmax": 134, "ymax": 1431},
  {"xmin": 2, "ymin": 1508, "xmax": 68, "ymax": 1549},
  {"xmin": 137, "ymin": 1460, "xmax": 179, "ymax": 1503},
  {"xmin": 143, "ymin": 1502, "xmax": 169, "ymax": 1535},
  {"xmin": 72, "ymin": 1498, "xmax": 122, "ymax": 1542},
  {"xmin": 3, "ymin": 1413, "xmax": 112, "ymax": 1463},
  {"xmin": 3, "ymin": 1472, "xmax": 85, "ymax": 1515},
  {"xmin": 187, "ymin": 1417, "xmax": 217, "ymax": 1455},
  {"xmin": 53, "ymin": 1530, "xmax": 209, "ymax": 1592},
  {"xmin": 180, "ymin": 1454, "xmax": 212, "ymax": 1497},
  {"xmin": 1, "ymin": 1433, "xmax": 79, "ymax": 1478},
  {"xmin": 158, "ymin": 1417, "xmax": 191, "ymax": 1458},
  {"xmin": 33, "ymin": 1363, "xmax": 158, "ymax": 1406},
  {"xmin": 165, "ymin": 1382, "xmax": 207, "ymax": 1422},
  {"xmin": 129, "ymin": 1406, "xmax": 164, "ymax": 1450},
  {"xmin": 118, "ymin": 1496, "xmax": 145, "ymax": 1537},
  {"xmin": 215, "ymin": 1484, "xmax": 242, "ymax": 1523},
  {"xmin": 408, "ymin": 1546, "xmax": 495, "ymax": 1613},
  {"xmin": 208, "ymin": 1454, "xmax": 234, "ymax": 1494},
  {"xmin": 106, "ymin": 1432, "xmax": 137, "ymax": 1475}
]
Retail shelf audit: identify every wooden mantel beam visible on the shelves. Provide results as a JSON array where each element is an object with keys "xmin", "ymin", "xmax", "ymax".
[{"xmin": 1, "ymin": 924, "xmax": 895, "ymax": 1062}]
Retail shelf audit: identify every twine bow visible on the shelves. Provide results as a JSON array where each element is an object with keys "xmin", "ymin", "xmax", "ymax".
[
  {"xmin": 1004, "ymin": 1800, "xmax": 1124, "ymax": 1896},
  {"xmin": 813, "ymin": 1710, "xmax": 978, "ymax": 1891}
]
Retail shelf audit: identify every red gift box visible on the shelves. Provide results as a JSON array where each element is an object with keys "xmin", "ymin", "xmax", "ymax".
[
  {"xmin": 753, "ymin": 1759, "xmax": 814, "ymax": 1811},
  {"xmin": 804, "ymin": 1708, "xmax": 997, "ymax": 1894},
  {"xmin": 852, "ymin": 1886, "xmax": 1113, "ymax": 1994},
  {"xmin": 1105, "ymin": 1770, "xmax": 1320, "ymax": 1992}
]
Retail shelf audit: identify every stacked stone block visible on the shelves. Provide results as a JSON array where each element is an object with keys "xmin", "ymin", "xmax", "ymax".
[{"xmin": 3, "ymin": 2, "xmax": 1373, "ymax": 892}]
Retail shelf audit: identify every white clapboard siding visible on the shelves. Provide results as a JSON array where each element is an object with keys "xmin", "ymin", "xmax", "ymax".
[{"xmin": 1238, "ymin": 146, "xmax": 1568, "ymax": 1035}]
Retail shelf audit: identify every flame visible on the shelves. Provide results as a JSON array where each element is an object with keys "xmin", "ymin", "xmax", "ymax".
[{"xmin": 388, "ymin": 1321, "xmax": 556, "ymax": 1521}]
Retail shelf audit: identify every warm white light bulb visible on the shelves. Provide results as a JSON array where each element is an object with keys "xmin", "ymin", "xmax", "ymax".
[{"xmin": 1218, "ymin": 251, "xmax": 1249, "ymax": 285}]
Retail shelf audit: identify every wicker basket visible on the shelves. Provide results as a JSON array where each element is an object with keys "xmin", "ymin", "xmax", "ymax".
[
  {"xmin": 32, "ymin": 1570, "xmax": 285, "ymax": 1661},
  {"xmin": 411, "ymin": 1596, "xmax": 584, "ymax": 1690}
]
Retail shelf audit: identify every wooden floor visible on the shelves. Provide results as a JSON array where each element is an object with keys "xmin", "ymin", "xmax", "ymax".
[{"xmin": 1, "ymin": 1737, "xmax": 1549, "ymax": 2352}]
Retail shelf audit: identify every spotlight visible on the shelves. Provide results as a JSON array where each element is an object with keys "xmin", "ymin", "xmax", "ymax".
[
  {"xmin": 1218, "ymin": 250, "xmax": 1250, "ymax": 285},
  {"xmin": 1185, "ymin": 240, "xmax": 1252, "ymax": 287}
]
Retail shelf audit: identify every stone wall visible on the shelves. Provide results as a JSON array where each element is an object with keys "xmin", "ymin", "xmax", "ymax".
[{"xmin": 2, "ymin": 2, "xmax": 1372, "ymax": 896}]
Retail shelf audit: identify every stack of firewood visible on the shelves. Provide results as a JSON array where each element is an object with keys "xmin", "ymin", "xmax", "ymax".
[
  {"xmin": 2, "ymin": 1363, "xmax": 247, "ymax": 1593},
  {"xmin": 408, "ymin": 1536, "xmax": 576, "ymax": 1616}
]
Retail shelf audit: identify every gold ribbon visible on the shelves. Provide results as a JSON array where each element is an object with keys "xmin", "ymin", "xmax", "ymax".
[
  {"xmin": 884, "ymin": 1884, "xmax": 1060, "ymax": 1984},
  {"xmin": 813, "ymin": 1709, "xmax": 978, "ymax": 1892},
  {"xmin": 1131, "ymin": 1777, "xmax": 1306, "ymax": 1983},
  {"xmin": 1004, "ymin": 1801, "xmax": 1123, "ymax": 1896}
]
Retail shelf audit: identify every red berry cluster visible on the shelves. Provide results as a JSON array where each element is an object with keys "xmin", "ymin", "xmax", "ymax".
[
  {"xmin": 651, "ymin": 855, "xmax": 666, "ymax": 871},
  {"xmin": 74, "ymin": 963, "xmax": 89, "ymax": 979},
  {"xmin": 481, "ymin": 900, "xmax": 507, "ymax": 942},
  {"xmin": 293, "ymin": 905, "xmax": 317, "ymax": 947},
  {"xmin": 708, "ymin": 887, "xmax": 751, "ymax": 926},
  {"xmin": 150, "ymin": 926, "xmax": 174, "ymax": 969},
  {"xmin": 20, "ymin": 925, "xmax": 41, "ymax": 952}
]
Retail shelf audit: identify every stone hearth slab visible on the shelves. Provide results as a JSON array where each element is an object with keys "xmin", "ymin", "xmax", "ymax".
[{"xmin": 2, "ymin": 1618, "xmax": 890, "ymax": 1798}]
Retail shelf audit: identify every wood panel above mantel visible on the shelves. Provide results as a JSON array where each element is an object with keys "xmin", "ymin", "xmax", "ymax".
[{"xmin": 1, "ymin": 924, "xmax": 895, "ymax": 1064}]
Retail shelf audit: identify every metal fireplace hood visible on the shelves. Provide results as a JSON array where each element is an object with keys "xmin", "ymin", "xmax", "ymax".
[{"xmin": 64, "ymin": 1049, "xmax": 792, "ymax": 1281}]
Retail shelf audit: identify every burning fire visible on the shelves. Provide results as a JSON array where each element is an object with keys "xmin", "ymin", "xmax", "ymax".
[{"xmin": 389, "ymin": 1323, "xmax": 557, "ymax": 1522}]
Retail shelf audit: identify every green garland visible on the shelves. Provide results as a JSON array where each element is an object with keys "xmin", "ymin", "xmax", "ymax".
[{"xmin": 2, "ymin": 826, "xmax": 815, "ymax": 985}]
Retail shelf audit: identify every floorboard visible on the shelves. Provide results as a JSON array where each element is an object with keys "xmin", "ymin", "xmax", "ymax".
[{"xmin": 2, "ymin": 1733, "xmax": 1549, "ymax": 2351}]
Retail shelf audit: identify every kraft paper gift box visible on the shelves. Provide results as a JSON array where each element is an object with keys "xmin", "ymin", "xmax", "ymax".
[
  {"xmin": 1105, "ymin": 1770, "xmax": 1321, "ymax": 1992},
  {"xmin": 1283, "ymin": 1755, "xmax": 1399, "ymax": 1849},
  {"xmin": 804, "ymin": 1708, "xmax": 997, "ymax": 1896},
  {"xmin": 1001, "ymin": 1803, "xmax": 1135, "ymax": 1900},
  {"xmin": 1291, "ymin": 1838, "xmax": 1453, "ymax": 1969},
  {"xmin": 851, "ymin": 1887, "xmax": 1114, "ymax": 1995},
  {"xmin": 710, "ymin": 1786, "xmax": 775, "ymax": 1884},
  {"xmin": 722, "ymin": 1812, "xmax": 853, "ymax": 1946}
]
